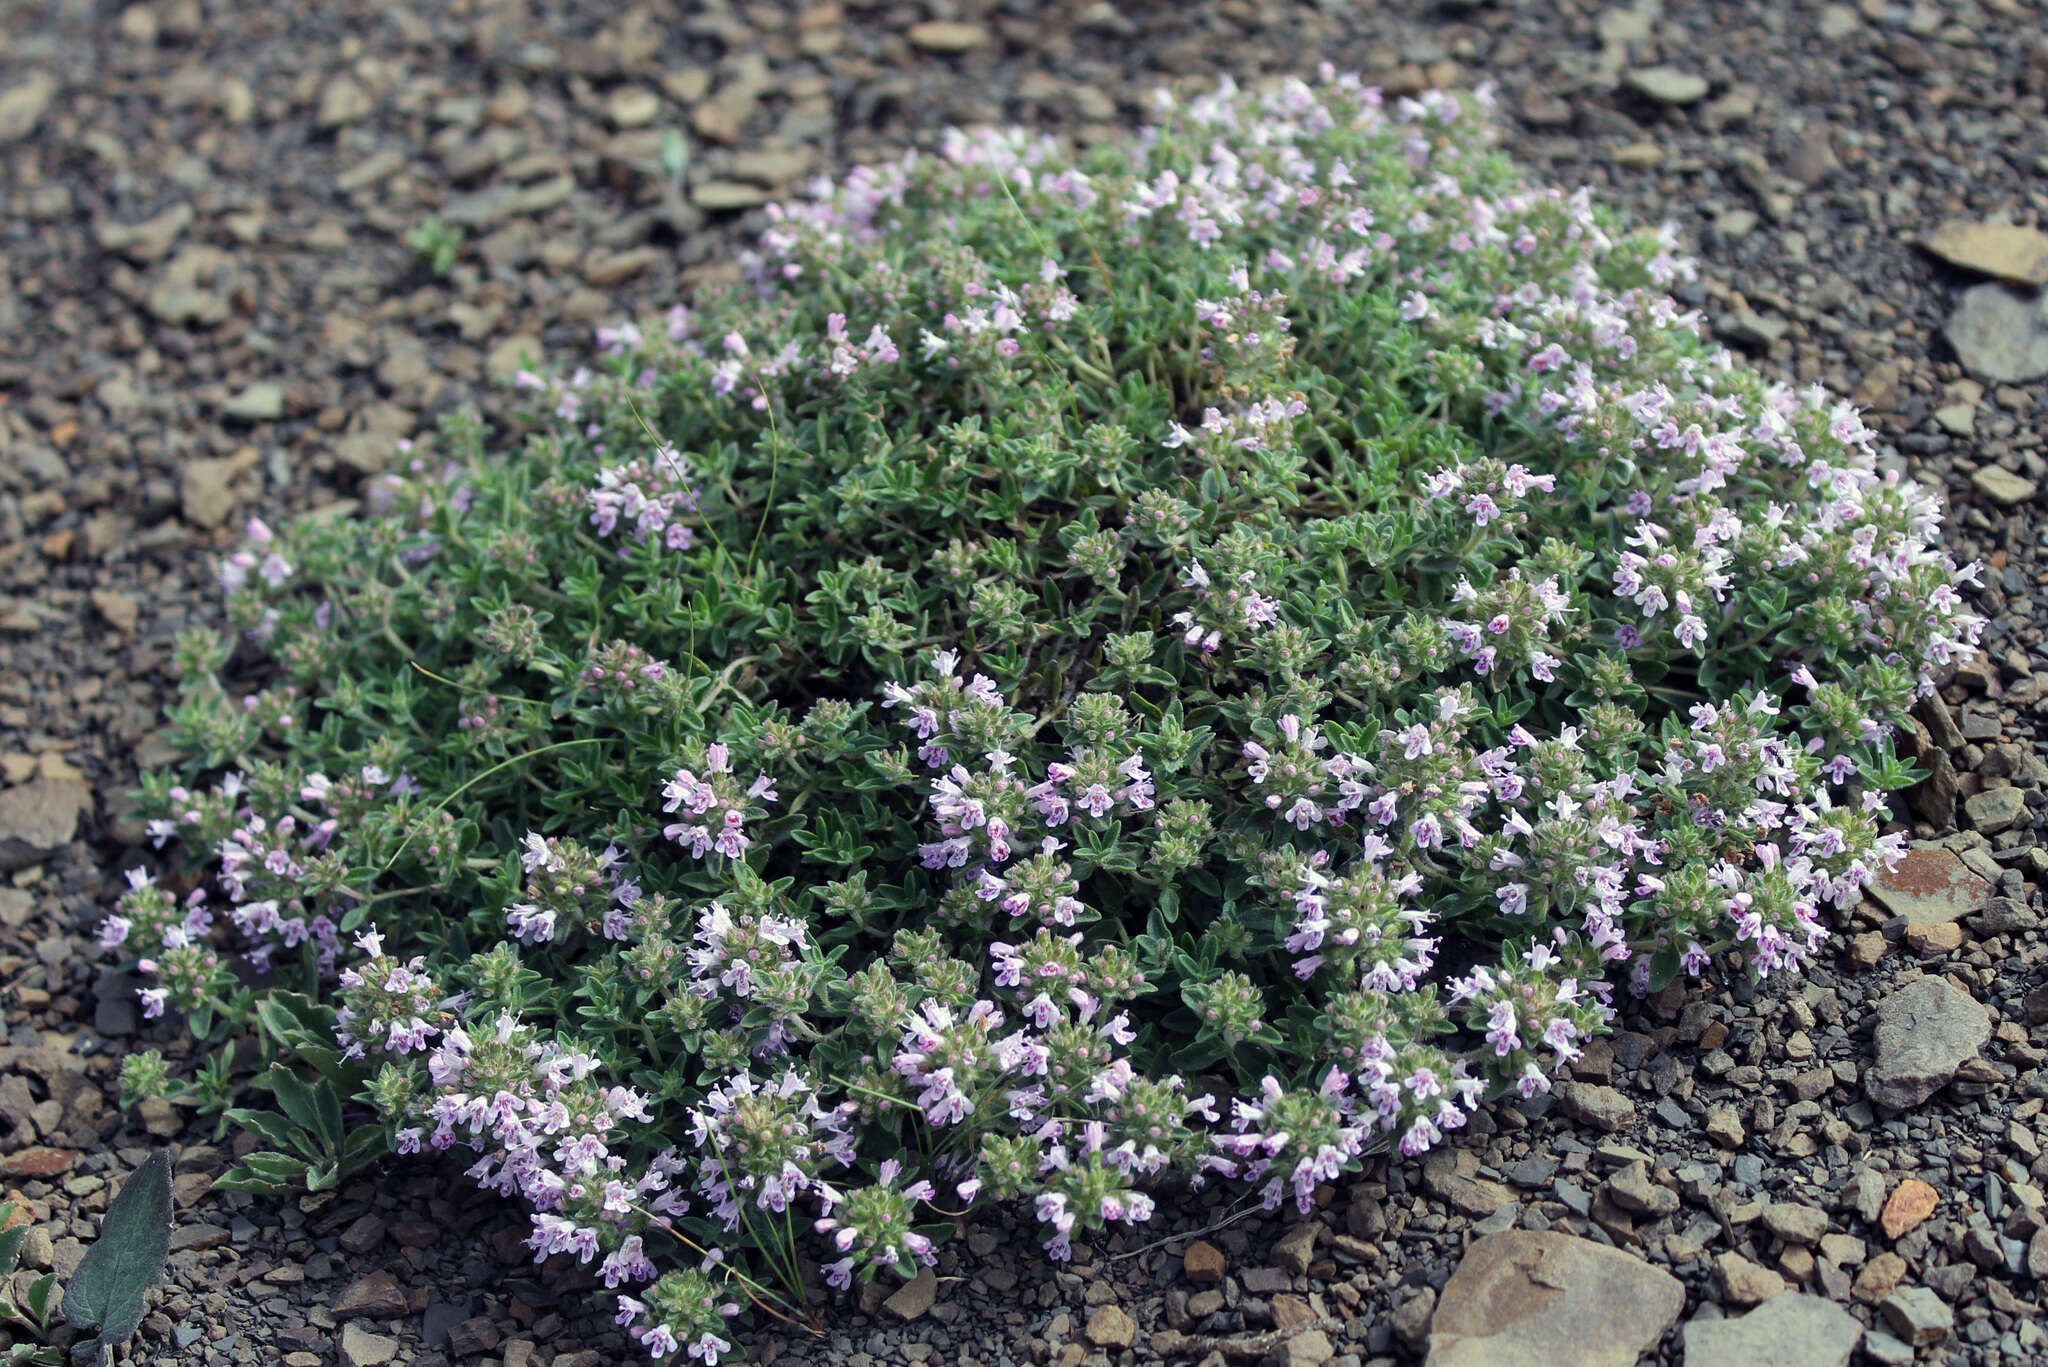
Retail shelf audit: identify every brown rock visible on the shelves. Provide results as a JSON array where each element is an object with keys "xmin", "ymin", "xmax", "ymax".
[
  {"xmin": 1556, "ymin": 1082, "xmax": 1635, "ymax": 1133},
  {"xmin": 583, "ymin": 247, "xmax": 663, "ymax": 286},
  {"xmin": 907, "ymin": 21, "xmax": 991, "ymax": 53},
  {"xmin": 1425, "ymin": 1231, "xmax": 1683, "ymax": 1367},
  {"xmin": 1184, "ymin": 1240, "xmax": 1226, "ymax": 1283},
  {"xmin": 1879, "ymin": 1178, "xmax": 1939, "ymax": 1239},
  {"xmin": 690, "ymin": 180, "xmax": 768, "ymax": 211},
  {"xmin": 0, "ymin": 778, "xmax": 93, "ymax": 871},
  {"xmin": 1277, "ymin": 1330, "xmax": 1334, "ymax": 1367},
  {"xmin": 334, "ymin": 1269, "xmax": 406, "ymax": 1320},
  {"xmin": 0, "ymin": 72, "xmax": 58, "ymax": 144},
  {"xmin": 1923, "ymin": 221, "xmax": 2048, "ymax": 288},
  {"xmin": 1704, "ymin": 1106, "xmax": 1747, "ymax": 1149},
  {"xmin": 0, "ymin": 1148, "xmax": 77, "ymax": 1179},
  {"xmin": 316, "ymin": 74, "xmax": 373, "ymax": 130},
  {"xmin": 1272, "ymin": 1221, "xmax": 1319, "ymax": 1276},
  {"xmin": 1715, "ymin": 1251, "xmax": 1787, "ymax": 1306},
  {"xmin": 1851, "ymin": 1251, "xmax": 1907, "ymax": 1303},
  {"xmin": 1425, "ymin": 1148, "xmax": 1517, "ymax": 1218},
  {"xmin": 1085, "ymin": 1304, "xmax": 1135, "ymax": 1349},
  {"xmin": 91, "ymin": 590, "xmax": 140, "ymax": 633},
  {"xmin": 882, "ymin": 1266, "xmax": 936, "ymax": 1321},
  {"xmin": 1903, "ymin": 922, "xmax": 1964, "ymax": 955},
  {"xmin": 1865, "ymin": 847, "xmax": 1989, "ymax": 925}
]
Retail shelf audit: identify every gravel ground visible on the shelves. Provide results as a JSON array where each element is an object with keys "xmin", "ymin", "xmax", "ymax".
[{"xmin": 4, "ymin": 2, "xmax": 2048, "ymax": 1365}]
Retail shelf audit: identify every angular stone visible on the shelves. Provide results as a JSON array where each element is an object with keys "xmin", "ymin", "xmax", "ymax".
[
  {"xmin": 1964, "ymin": 785, "xmax": 2027, "ymax": 834},
  {"xmin": 1626, "ymin": 67, "xmax": 1710, "ymax": 104},
  {"xmin": 1271, "ymin": 1221, "xmax": 1319, "ymax": 1276},
  {"xmin": 224, "ymin": 381, "xmax": 286, "ymax": 421},
  {"xmin": 1240, "ymin": 1266, "xmax": 1292, "ymax": 1294},
  {"xmin": 883, "ymin": 1266, "xmax": 936, "ymax": 1321},
  {"xmin": 316, "ymin": 74, "xmax": 373, "ymax": 129},
  {"xmin": 1085, "ymin": 1304, "xmax": 1135, "ymax": 1349},
  {"xmin": 1972, "ymin": 896, "xmax": 2040, "ymax": 934},
  {"xmin": 1879, "ymin": 1287, "xmax": 1952, "ymax": 1345},
  {"xmin": 1277, "ymin": 1329, "xmax": 1334, "ymax": 1367},
  {"xmin": 1183, "ymin": 1240, "xmax": 1226, "ymax": 1283},
  {"xmin": 0, "ymin": 1147, "xmax": 77, "ymax": 1179},
  {"xmin": 1557, "ymin": 1082, "xmax": 1635, "ymax": 1133},
  {"xmin": 1607, "ymin": 1162, "xmax": 1678, "ymax": 1217},
  {"xmin": 1944, "ymin": 283, "xmax": 2048, "ymax": 385},
  {"xmin": 1424, "ymin": 1148, "xmax": 1517, "ymax": 1218},
  {"xmin": 1879, "ymin": 1179, "xmax": 1938, "ymax": 1240},
  {"xmin": 0, "ymin": 778, "xmax": 92, "ymax": 870},
  {"xmin": 1425, "ymin": 1231, "xmax": 1683, "ymax": 1367},
  {"xmin": 1704, "ymin": 1106, "xmax": 1746, "ymax": 1149},
  {"xmin": 1922, "ymin": 221, "xmax": 2048, "ymax": 288},
  {"xmin": 446, "ymin": 1316, "xmax": 500, "ymax": 1355},
  {"xmin": 1866, "ymin": 977, "xmax": 1990, "ymax": 1110},
  {"xmin": 907, "ymin": 21, "xmax": 991, "ymax": 52},
  {"xmin": 1851, "ymin": 1252, "xmax": 1907, "ymax": 1304},
  {"xmin": 582, "ymin": 247, "xmax": 663, "ymax": 286},
  {"xmin": 1392, "ymin": 1287, "xmax": 1436, "ymax": 1347},
  {"xmin": 1933, "ymin": 402, "xmax": 1976, "ymax": 437},
  {"xmin": 1865, "ymin": 847, "xmax": 1988, "ymax": 925},
  {"xmin": 1715, "ymin": 1251, "xmax": 1787, "ymax": 1306},
  {"xmin": 689, "ymin": 180, "xmax": 768, "ymax": 211},
  {"xmin": 97, "ymin": 203, "xmax": 194, "ymax": 263},
  {"xmin": 1761, "ymin": 1203, "xmax": 1828, "ymax": 1247},
  {"xmin": 1971, "ymin": 465, "xmax": 2039, "ymax": 507},
  {"xmin": 0, "ymin": 72, "xmax": 58, "ymax": 143},
  {"xmin": 1680, "ymin": 1293, "xmax": 1863, "ymax": 1367},
  {"xmin": 1903, "ymin": 921, "xmax": 1963, "ymax": 956},
  {"xmin": 605, "ymin": 87, "xmax": 659, "ymax": 129},
  {"xmin": 339, "ymin": 1324, "xmax": 398, "ymax": 1367},
  {"xmin": 333, "ymin": 1270, "xmax": 406, "ymax": 1321}
]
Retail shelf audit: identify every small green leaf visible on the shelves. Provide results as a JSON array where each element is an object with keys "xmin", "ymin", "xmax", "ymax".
[
  {"xmin": 1644, "ymin": 947, "xmax": 1683, "ymax": 996},
  {"xmin": 261, "ymin": 1067, "xmax": 333, "ymax": 1157},
  {"xmin": 63, "ymin": 1150, "xmax": 172, "ymax": 1346},
  {"xmin": 24, "ymin": 1273, "xmax": 54, "ymax": 1322}
]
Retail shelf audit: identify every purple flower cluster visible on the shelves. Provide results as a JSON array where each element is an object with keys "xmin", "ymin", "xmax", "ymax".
[
  {"xmin": 587, "ymin": 448, "xmax": 701, "ymax": 555},
  {"xmin": 336, "ymin": 926, "xmax": 447, "ymax": 1059},
  {"xmin": 661, "ymin": 743, "xmax": 777, "ymax": 860}
]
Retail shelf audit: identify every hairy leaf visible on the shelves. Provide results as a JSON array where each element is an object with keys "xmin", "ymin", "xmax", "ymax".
[{"xmin": 62, "ymin": 1150, "xmax": 172, "ymax": 1345}]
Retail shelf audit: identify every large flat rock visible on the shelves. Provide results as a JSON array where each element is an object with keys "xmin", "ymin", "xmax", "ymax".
[
  {"xmin": 1681, "ymin": 1293, "xmax": 1864, "ymax": 1367},
  {"xmin": 1866, "ymin": 976, "xmax": 1990, "ymax": 1110},
  {"xmin": 1426, "ymin": 1230, "xmax": 1683, "ymax": 1367},
  {"xmin": 0, "ymin": 777, "xmax": 93, "ymax": 871},
  {"xmin": 1865, "ymin": 847, "xmax": 1987, "ymax": 925}
]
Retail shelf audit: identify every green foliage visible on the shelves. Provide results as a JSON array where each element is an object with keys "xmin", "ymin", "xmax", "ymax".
[
  {"xmin": 0, "ymin": 1197, "xmax": 61, "ymax": 1366},
  {"xmin": 216, "ymin": 994, "xmax": 384, "ymax": 1193},
  {"xmin": 0, "ymin": 1151, "xmax": 179, "ymax": 1366},
  {"xmin": 406, "ymin": 216, "xmax": 463, "ymax": 277},
  {"xmin": 102, "ymin": 74, "xmax": 1976, "ymax": 1360}
]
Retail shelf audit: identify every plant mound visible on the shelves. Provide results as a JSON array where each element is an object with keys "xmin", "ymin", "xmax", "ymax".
[{"xmin": 109, "ymin": 72, "xmax": 1976, "ymax": 1361}]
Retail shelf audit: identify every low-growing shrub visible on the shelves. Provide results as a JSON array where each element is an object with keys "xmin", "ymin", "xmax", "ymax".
[{"xmin": 108, "ymin": 70, "xmax": 1975, "ymax": 1361}]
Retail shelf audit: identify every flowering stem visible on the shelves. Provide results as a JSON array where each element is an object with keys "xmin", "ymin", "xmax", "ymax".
[
  {"xmin": 377, "ymin": 737, "xmax": 609, "ymax": 876},
  {"xmin": 409, "ymin": 660, "xmax": 548, "ymax": 709},
  {"xmin": 630, "ymin": 1204, "xmax": 818, "ymax": 1333}
]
